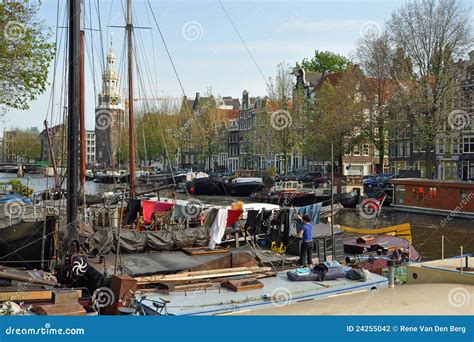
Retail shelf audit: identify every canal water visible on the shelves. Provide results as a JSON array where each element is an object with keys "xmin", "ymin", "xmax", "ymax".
[{"xmin": 4, "ymin": 174, "xmax": 473, "ymax": 261}]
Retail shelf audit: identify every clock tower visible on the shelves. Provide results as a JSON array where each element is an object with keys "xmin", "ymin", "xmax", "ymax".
[{"xmin": 95, "ymin": 39, "xmax": 126, "ymax": 167}]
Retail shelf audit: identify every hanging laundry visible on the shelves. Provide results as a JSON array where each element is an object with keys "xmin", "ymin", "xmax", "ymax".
[
  {"xmin": 280, "ymin": 209, "xmax": 291, "ymax": 246},
  {"xmin": 208, "ymin": 208, "xmax": 228, "ymax": 250},
  {"xmin": 142, "ymin": 200, "xmax": 156, "ymax": 224},
  {"xmin": 125, "ymin": 199, "xmax": 141, "ymax": 225},
  {"xmin": 244, "ymin": 210, "xmax": 259, "ymax": 235},
  {"xmin": 154, "ymin": 201, "xmax": 174, "ymax": 213},
  {"xmin": 311, "ymin": 202, "xmax": 322, "ymax": 224},
  {"xmin": 226, "ymin": 209, "xmax": 243, "ymax": 227}
]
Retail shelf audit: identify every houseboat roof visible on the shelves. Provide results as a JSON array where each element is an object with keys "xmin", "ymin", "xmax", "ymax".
[{"xmin": 390, "ymin": 178, "xmax": 474, "ymax": 188}]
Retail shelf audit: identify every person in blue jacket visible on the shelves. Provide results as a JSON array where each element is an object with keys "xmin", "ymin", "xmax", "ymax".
[{"xmin": 296, "ymin": 214, "xmax": 313, "ymax": 268}]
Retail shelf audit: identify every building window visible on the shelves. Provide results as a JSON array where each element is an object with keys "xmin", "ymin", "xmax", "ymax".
[
  {"xmin": 452, "ymin": 137, "xmax": 459, "ymax": 154},
  {"xmin": 353, "ymin": 146, "xmax": 360, "ymax": 156},
  {"xmin": 398, "ymin": 143, "xmax": 404, "ymax": 157},
  {"xmin": 362, "ymin": 144, "xmax": 369, "ymax": 156},
  {"xmin": 437, "ymin": 138, "xmax": 445, "ymax": 154},
  {"xmin": 405, "ymin": 143, "xmax": 411, "ymax": 157},
  {"xmin": 463, "ymin": 137, "xmax": 474, "ymax": 153}
]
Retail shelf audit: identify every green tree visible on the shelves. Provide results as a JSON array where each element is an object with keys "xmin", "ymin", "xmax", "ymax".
[
  {"xmin": 294, "ymin": 50, "xmax": 352, "ymax": 74},
  {"xmin": 304, "ymin": 68, "xmax": 364, "ymax": 174},
  {"xmin": 0, "ymin": 1, "xmax": 54, "ymax": 111}
]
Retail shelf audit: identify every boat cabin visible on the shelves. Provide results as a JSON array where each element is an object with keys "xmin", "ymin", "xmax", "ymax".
[
  {"xmin": 390, "ymin": 178, "xmax": 474, "ymax": 218},
  {"xmin": 272, "ymin": 181, "xmax": 303, "ymax": 192}
]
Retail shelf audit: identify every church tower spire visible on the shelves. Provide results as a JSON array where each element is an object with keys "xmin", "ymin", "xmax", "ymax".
[{"xmin": 95, "ymin": 33, "xmax": 125, "ymax": 168}]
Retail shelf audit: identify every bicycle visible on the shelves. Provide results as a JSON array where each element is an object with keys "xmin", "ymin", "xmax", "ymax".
[{"xmin": 131, "ymin": 292, "xmax": 174, "ymax": 316}]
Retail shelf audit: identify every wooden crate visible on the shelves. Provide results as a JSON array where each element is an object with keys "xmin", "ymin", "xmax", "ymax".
[{"xmin": 221, "ymin": 279, "xmax": 264, "ymax": 292}]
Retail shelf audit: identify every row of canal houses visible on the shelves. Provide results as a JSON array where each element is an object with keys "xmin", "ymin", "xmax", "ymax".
[{"xmin": 181, "ymin": 50, "xmax": 473, "ymax": 181}]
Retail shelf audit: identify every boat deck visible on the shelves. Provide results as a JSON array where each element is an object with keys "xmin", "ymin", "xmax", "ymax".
[
  {"xmin": 142, "ymin": 269, "xmax": 388, "ymax": 316},
  {"xmin": 238, "ymin": 283, "xmax": 474, "ymax": 315},
  {"xmin": 407, "ymin": 257, "xmax": 474, "ymax": 285}
]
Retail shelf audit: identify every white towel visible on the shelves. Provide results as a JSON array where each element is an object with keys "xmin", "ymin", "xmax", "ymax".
[{"xmin": 208, "ymin": 208, "xmax": 228, "ymax": 250}]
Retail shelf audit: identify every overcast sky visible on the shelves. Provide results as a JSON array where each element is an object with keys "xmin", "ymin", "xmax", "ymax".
[{"xmin": 3, "ymin": 0, "xmax": 472, "ymax": 133}]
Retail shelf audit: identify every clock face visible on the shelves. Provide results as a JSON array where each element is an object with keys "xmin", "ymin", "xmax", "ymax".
[{"xmin": 110, "ymin": 97, "xmax": 119, "ymax": 105}]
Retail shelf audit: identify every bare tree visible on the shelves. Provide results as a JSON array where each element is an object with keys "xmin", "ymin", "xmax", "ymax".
[
  {"xmin": 354, "ymin": 31, "xmax": 396, "ymax": 172},
  {"xmin": 387, "ymin": 0, "xmax": 472, "ymax": 177},
  {"xmin": 265, "ymin": 62, "xmax": 301, "ymax": 174}
]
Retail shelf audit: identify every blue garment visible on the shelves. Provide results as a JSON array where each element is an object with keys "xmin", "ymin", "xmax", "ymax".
[
  {"xmin": 299, "ymin": 223, "xmax": 313, "ymax": 242},
  {"xmin": 311, "ymin": 202, "xmax": 322, "ymax": 224}
]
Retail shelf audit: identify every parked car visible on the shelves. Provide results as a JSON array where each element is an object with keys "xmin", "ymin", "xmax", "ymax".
[
  {"xmin": 280, "ymin": 171, "xmax": 302, "ymax": 182},
  {"xmin": 299, "ymin": 172, "xmax": 326, "ymax": 185},
  {"xmin": 363, "ymin": 173, "xmax": 394, "ymax": 189}
]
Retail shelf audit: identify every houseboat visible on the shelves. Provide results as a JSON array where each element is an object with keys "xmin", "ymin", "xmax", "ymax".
[{"xmin": 390, "ymin": 178, "xmax": 474, "ymax": 219}]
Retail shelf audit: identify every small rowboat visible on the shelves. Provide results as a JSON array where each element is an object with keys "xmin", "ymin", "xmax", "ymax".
[{"xmin": 340, "ymin": 223, "xmax": 412, "ymax": 243}]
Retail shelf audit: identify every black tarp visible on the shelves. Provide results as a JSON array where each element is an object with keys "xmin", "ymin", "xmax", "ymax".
[{"xmin": 87, "ymin": 226, "xmax": 211, "ymax": 255}]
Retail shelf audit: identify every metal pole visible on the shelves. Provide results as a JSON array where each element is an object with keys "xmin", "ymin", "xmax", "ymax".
[
  {"xmin": 67, "ymin": 0, "xmax": 81, "ymax": 252},
  {"xmin": 114, "ymin": 191, "xmax": 125, "ymax": 274},
  {"xmin": 441, "ymin": 235, "xmax": 445, "ymax": 259},
  {"xmin": 127, "ymin": 0, "xmax": 136, "ymax": 197},
  {"xmin": 460, "ymin": 245, "xmax": 463, "ymax": 274},
  {"xmin": 330, "ymin": 143, "xmax": 335, "ymax": 260}
]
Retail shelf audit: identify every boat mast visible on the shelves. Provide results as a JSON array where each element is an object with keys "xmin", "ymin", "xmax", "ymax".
[
  {"xmin": 67, "ymin": 0, "xmax": 81, "ymax": 251},
  {"xmin": 127, "ymin": 0, "xmax": 136, "ymax": 197},
  {"xmin": 79, "ymin": 0, "xmax": 86, "ymax": 205}
]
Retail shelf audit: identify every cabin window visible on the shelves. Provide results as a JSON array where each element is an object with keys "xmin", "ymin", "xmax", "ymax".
[
  {"xmin": 460, "ymin": 189, "xmax": 472, "ymax": 201},
  {"xmin": 429, "ymin": 187, "xmax": 438, "ymax": 198},
  {"xmin": 395, "ymin": 186, "xmax": 406, "ymax": 204},
  {"xmin": 414, "ymin": 187, "xmax": 424, "ymax": 201}
]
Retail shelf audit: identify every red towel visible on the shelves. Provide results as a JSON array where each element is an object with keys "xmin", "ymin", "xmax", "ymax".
[
  {"xmin": 142, "ymin": 201, "xmax": 174, "ymax": 223},
  {"xmin": 154, "ymin": 201, "xmax": 174, "ymax": 213},
  {"xmin": 226, "ymin": 209, "xmax": 243, "ymax": 227},
  {"xmin": 142, "ymin": 200, "xmax": 155, "ymax": 224}
]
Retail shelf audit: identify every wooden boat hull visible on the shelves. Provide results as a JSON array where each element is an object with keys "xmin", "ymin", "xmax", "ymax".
[
  {"xmin": 341, "ymin": 223, "xmax": 412, "ymax": 243},
  {"xmin": 250, "ymin": 190, "xmax": 359, "ymax": 208},
  {"xmin": 187, "ymin": 178, "xmax": 264, "ymax": 197},
  {"xmin": 0, "ymin": 218, "xmax": 56, "ymax": 270}
]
